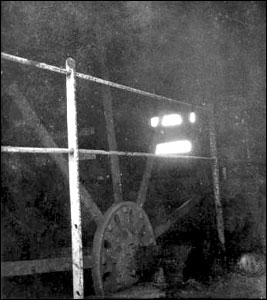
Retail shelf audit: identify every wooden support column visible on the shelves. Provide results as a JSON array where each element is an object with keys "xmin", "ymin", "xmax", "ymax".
[
  {"xmin": 208, "ymin": 103, "xmax": 226, "ymax": 251},
  {"xmin": 66, "ymin": 58, "xmax": 84, "ymax": 299},
  {"xmin": 101, "ymin": 82, "xmax": 123, "ymax": 203},
  {"xmin": 95, "ymin": 28, "xmax": 123, "ymax": 203},
  {"xmin": 137, "ymin": 115, "xmax": 163, "ymax": 207},
  {"xmin": 136, "ymin": 156, "xmax": 154, "ymax": 207}
]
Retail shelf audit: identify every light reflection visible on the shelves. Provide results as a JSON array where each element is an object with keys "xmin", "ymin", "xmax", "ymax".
[
  {"xmin": 155, "ymin": 140, "xmax": 192, "ymax": 154},
  {"xmin": 189, "ymin": 112, "xmax": 196, "ymax": 123},
  {"xmin": 162, "ymin": 114, "xmax": 182, "ymax": 127}
]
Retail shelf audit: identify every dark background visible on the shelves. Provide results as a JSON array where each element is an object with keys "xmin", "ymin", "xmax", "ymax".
[{"xmin": 1, "ymin": 1, "xmax": 266, "ymax": 298}]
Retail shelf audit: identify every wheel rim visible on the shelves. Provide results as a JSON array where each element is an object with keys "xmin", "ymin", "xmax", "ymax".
[{"xmin": 92, "ymin": 201, "xmax": 156, "ymax": 296}]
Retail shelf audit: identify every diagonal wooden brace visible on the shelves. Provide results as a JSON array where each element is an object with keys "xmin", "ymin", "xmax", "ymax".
[
  {"xmin": 7, "ymin": 83, "xmax": 103, "ymax": 225},
  {"xmin": 154, "ymin": 195, "xmax": 201, "ymax": 238}
]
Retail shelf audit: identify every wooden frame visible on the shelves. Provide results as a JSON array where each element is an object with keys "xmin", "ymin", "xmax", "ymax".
[{"xmin": 1, "ymin": 52, "xmax": 225, "ymax": 298}]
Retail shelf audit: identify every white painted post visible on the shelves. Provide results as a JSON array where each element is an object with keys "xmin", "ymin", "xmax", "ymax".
[{"xmin": 66, "ymin": 58, "xmax": 84, "ymax": 299}]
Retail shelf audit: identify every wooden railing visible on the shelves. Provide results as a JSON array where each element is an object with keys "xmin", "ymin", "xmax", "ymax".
[{"xmin": 1, "ymin": 52, "xmax": 225, "ymax": 299}]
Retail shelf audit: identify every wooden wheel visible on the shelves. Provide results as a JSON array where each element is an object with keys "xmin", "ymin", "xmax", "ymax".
[{"xmin": 92, "ymin": 201, "xmax": 156, "ymax": 296}]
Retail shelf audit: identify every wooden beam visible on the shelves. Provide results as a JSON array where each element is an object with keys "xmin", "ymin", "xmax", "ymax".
[
  {"xmin": 7, "ymin": 83, "xmax": 103, "ymax": 225},
  {"xmin": 136, "ymin": 156, "xmax": 154, "ymax": 207},
  {"xmin": 1, "ymin": 146, "xmax": 71, "ymax": 154},
  {"xmin": 208, "ymin": 103, "xmax": 225, "ymax": 250},
  {"xmin": 78, "ymin": 149, "xmax": 213, "ymax": 160},
  {"xmin": 1, "ymin": 146, "xmax": 214, "ymax": 160},
  {"xmin": 136, "ymin": 115, "xmax": 164, "ymax": 207},
  {"xmin": 1, "ymin": 52, "xmax": 203, "ymax": 109},
  {"xmin": 95, "ymin": 27, "xmax": 122, "ymax": 203},
  {"xmin": 1, "ymin": 52, "xmax": 67, "ymax": 75},
  {"xmin": 154, "ymin": 196, "xmax": 201, "ymax": 238},
  {"xmin": 1, "ymin": 255, "xmax": 93, "ymax": 277},
  {"xmin": 101, "ymin": 84, "xmax": 123, "ymax": 203}
]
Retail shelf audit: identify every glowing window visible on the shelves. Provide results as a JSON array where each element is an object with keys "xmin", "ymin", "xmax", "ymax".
[
  {"xmin": 155, "ymin": 140, "xmax": 192, "ymax": 154},
  {"xmin": 189, "ymin": 112, "xmax": 196, "ymax": 123},
  {"xmin": 151, "ymin": 116, "xmax": 159, "ymax": 127},
  {"xmin": 162, "ymin": 114, "xmax": 182, "ymax": 127}
]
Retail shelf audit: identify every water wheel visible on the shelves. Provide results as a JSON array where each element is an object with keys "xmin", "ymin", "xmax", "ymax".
[{"xmin": 92, "ymin": 201, "xmax": 156, "ymax": 296}]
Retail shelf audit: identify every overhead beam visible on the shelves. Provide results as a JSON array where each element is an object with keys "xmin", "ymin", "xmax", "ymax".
[{"xmin": 1, "ymin": 52, "xmax": 204, "ymax": 109}]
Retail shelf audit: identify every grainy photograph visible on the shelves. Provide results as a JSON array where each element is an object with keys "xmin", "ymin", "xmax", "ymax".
[{"xmin": 1, "ymin": 1, "xmax": 266, "ymax": 299}]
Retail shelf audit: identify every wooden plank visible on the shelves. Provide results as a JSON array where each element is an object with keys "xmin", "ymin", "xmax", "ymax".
[
  {"xmin": 95, "ymin": 27, "xmax": 122, "ymax": 203},
  {"xmin": 208, "ymin": 103, "xmax": 225, "ymax": 250},
  {"xmin": 1, "ymin": 255, "xmax": 93, "ymax": 277},
  {"xmin": 1, "ymin": 146, "xmax": 214, "ymax": 160},
  {"xmin": 66, "ymin": 57, "xmax": 84, "ymax": 299},
  {"xmin": 136, "ymin": 156, "xmax": 154, "ymax": 207},
  {"xmin": 154, "ymin": 196, "xmax": 201, "ymax": 238},
  {"xmin": 101, "ymin": 85, "xmax": 123, "ymax": 203},
  {"xmin": 136, "ymin": 114, "xmax": 164, "ymax": 207},
  {"xmin": 78, "ymin": 149, "xmax": 213, "ymax": 160},
  {"xmin": 1, "ymin": 52, "xmax": 203, "ymax": 109},
  {"xmin": 7, "ymin": 83, "xmax": 103, "ymax": 224},
  {"xmin": 1, "ymin": 146, "xmax": 71, "ymax": 154},
  {"xmin": 1, "ymin": 52, "xmax": 67, "ymax": 75},
  {"xmin": 1, "ymin": 146, "xmax": 94, "ymax": 160}
]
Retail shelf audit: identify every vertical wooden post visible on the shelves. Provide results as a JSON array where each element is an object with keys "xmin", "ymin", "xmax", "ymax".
[
  {"xmin": 101, "ymin": 84, "xmax": 123, "ymax": 203},
  {"xmin": 136, "ymin": 156, "xmax": 154, "ymax": 207},
  {"xmin": 94, "ymin": 22, "xmax": 123, "ymax": 203},
  {"xmin": 208, "ymin": 103, "xmax": 225, "ymax": 251},
  {"xmin": 137, "ymin": 115, "xmax": 163, "ymax": 207},
  {"xmin": 66, "ymin": 58, "xmax": 84, "ymax": 299},
  {"xmin": 92, "ymin": 17, "xmax": 123, "ymax": 203}
]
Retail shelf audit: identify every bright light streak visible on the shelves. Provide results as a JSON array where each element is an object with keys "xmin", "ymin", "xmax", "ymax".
[
  {"xmin": 189, "ymin": 112, "xmax": 196, "ymax": 123},
  {"xmin": 155, "ymin": 140, "xmax": 192, "ymax": 154},
  {"xmin": 162, "ymin": 114, "xmax": 182, "ymax": 127},
  {"xmin": 151, "ymin": 116, "xmax": 159, "ymax": 127}
]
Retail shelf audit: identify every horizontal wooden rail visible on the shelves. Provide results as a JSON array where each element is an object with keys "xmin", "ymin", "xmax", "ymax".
[
  {"xmin": 1, "ymin": 255, "xmax": 93, "ymax": 277},
  {"xmin": 1, "ymin": 52, "xmax": 67, "ymax": 75},
  {"xmin": 79, "ymin": 149, "xmax": 215, "ymax": 160},
  {"xmin": 1, "ymin": 146, "xmax": 72, "ymax": 154},
  {"xmin": 1, "ymin": 146, "xmax": 214, "ymax": 161},
  {"xmin": 1, "ymin": 52, "xmax": 205, "ymax": 110}
]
